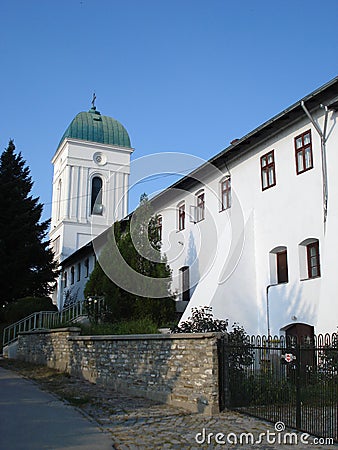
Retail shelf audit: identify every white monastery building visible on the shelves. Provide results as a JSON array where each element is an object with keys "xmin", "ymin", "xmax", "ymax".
[{"xmin": 50, "ymin": 77, "xmax": 338, "ymax": 339}]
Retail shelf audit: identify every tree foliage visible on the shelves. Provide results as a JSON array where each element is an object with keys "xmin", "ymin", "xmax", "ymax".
[
  {"xmin": 2, "ymin": 296, "xmax": 57, "ymax": 324},
  {"xmin": 0, "ymin": 140, "xmax": 59, "ymax": 307},
  {"xmin": 85, "ymin": 195, "xmax": 176, "ymax": 326}
]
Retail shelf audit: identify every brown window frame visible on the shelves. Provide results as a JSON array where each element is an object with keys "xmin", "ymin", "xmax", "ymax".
[
  {"xmin": 276, "ymin": 250, "xmax": 288, "ymax": 284},
  {"xmin": 295, "ymin": 130, "xmax": 313, "ymax": 175},
  {"xmin": 260, "ymin": 150, "xmax": 276, "ymax": 191},
  {"xmin": 178, "ymin": 203, "xmax": 185, "ymax": 231},
  {"xmin": 220, "ymin": 177, "xmax": 231, "ymax": 211},
  {"xmin": 307, "ymin": 241, "xmax": 320, "ymax": 279},
  {"xmin": 196, "ymin": 192, "xmax": 205, "ymax": 222}
]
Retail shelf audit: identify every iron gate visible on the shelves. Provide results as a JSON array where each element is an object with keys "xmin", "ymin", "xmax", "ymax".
[{"xmin": 218, "ymin": 334, "xmax": 338, "ymax": 441}]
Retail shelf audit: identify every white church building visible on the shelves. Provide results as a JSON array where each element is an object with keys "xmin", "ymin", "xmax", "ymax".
[{"xmin": 50, "ymin": 77, "xmax": 338, "ymax": 338}]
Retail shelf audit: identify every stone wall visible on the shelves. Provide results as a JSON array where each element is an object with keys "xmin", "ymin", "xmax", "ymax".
[{"xmin": 16, "ymin": 328, "xmax": 220, "ymax": 414}]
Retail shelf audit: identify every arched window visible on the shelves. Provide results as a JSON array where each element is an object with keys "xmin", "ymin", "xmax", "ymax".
[{"xmin": 91, "ymin": 176, "xmax": 103, "ymax": 215}]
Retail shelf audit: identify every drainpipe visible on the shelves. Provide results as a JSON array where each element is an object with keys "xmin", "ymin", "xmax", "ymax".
[{"xmin": 300, "ymin": 101, "xmax": 329, "ymax": 232}]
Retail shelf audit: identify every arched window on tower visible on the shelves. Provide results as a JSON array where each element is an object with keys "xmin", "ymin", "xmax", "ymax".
[{"xmin": 91, "ymin": 176, "xmax": 103, "ymax": 215}]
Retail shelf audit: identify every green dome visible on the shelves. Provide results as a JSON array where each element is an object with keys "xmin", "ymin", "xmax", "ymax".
[{"xmin": 58, "ymin": 107, "xmax": 131, "ymax": 148}]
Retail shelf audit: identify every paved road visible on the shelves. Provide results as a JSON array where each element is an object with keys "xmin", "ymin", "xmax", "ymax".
[{"xmin": 0, "ymin": 367, "xmax": 113, "ymax": 450}]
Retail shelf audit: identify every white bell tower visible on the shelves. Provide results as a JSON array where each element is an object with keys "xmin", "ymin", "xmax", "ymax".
[{"xmin": 49, "ymin": 102, "xmax": 134, "ymax": 306}]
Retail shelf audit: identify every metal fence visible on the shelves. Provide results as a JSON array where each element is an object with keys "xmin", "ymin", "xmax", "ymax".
[
  {"xmin": 2, "ymin": 300, "xmax": 91, "ymax": 348},
  {"xmin": 218, "ymin": 334, "xmax": 338, "ymax": 441}
]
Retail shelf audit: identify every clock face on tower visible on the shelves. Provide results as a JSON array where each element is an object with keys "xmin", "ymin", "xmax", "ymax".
[{"xmin": 93, "ymin": 152, "xmax": 107, "ymax": 166}]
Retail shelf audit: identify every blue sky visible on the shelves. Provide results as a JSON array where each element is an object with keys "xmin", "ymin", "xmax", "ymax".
[{"xmin": 1, "ymin": 0, "xmax": 337, "ymax": 221}]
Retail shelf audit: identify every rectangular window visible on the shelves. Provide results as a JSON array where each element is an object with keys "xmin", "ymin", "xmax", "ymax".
[
  {"xmin": 196, "ymin": 192, "xmax": 205, "ymax": 222},
  {"xmin": 261, "ymin": 151, "xmax": 276, "ymax": 190},
  {"xmin": 157, "ymin": 216, "xmax": 162, "ymax": 241},
  {"xmin": 70, "ymin": 266, "xmax": 75, "ymax": 285},
  {"xmin": 277, "ymin": 251, "xmax": 288, "ymax": 283},
  {"xmin": 77, "ymin": 263, "xmax": 81, "ymax": 282},
  {"xmin": 295, "ymin": 130, "xmax": 313, "ymax": 174},
  {"xmin": 178, "ymin": 203, "xmax": 185, "ymax": 231},
  {"xmin": 307, "ymin": 241, "xmax": 320, "ymax": 278},
  {"xmin": 221, "ymin": 177, "xmax": 231, "ymax": 210},
  {"xmin": 180, "ymin": 266, "xmax": 190, "ymax": 302},
  {"xmin": 64, "ymin": 271, "xmax": 67, "ymax": 288},
  {"xmin": 85, "ymin": 258, "xmax": 89, "ymax": 278}
]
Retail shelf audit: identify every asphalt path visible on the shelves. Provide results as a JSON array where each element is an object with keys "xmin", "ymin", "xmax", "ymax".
[{"xmin": 0, "ymin": 366, "xmax": 113, "ymax": 450}]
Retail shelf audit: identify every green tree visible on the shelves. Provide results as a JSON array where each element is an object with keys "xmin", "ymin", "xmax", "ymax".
[
  {"xmin": 85, "ymin": 195, "xmax": 176, "ymax": 326},
  {"xmin": 0, "ymin": 140, "xmax": 59, "ymax": 307}
]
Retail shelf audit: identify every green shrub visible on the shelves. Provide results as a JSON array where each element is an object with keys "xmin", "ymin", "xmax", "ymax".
[
  {"xmin": 112, "ymin": 317, "xmax": 158, "ymax": 335},
  {"xmin": 79, "ymin": 317, "xmax": 159, "ymax": 336}
]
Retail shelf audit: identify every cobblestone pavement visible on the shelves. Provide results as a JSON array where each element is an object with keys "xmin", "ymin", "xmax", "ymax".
[
  {"xmin": 85, "ymin": 394, "xmax": 337, "ymax": 450},
  {"xmin": 0, "ymin": 359, "xmax": 337, "ymax": 449}
]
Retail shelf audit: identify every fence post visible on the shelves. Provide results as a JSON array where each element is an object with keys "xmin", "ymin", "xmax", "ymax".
[
  {"xmin": 217, "ymin": 335, "xmax": 230, "ymax": 411},
  {"xmin": 295, "ymin": 343, "xmax": 302, "ymax": 429}
]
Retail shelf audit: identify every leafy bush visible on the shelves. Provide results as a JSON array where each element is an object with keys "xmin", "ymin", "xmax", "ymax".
[{"xmin": 172, "ymin": 306, "xmax": 228, "ymax": 333}]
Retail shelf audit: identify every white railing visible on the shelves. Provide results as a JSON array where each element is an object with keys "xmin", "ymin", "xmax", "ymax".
[{"xmin": 2, "ymin": 300, "xmax": 92, "ymax": 348}]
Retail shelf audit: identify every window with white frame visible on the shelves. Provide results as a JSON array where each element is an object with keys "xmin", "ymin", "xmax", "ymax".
[
  {"xmin": 196, "ymin": 191, "xmax": 205, "ymax": 222},
  {"xmin": 178, "ymin": 202, "xmax": 185, "ymax": 231},
  {"xmin": 295, "ymin": 130, "xmax": 313, "ymax": 174},
  {"xmin": 299, "ymin": 238, "xmax": 321, "ymax": 280},
  {"xmin": 260, "ymin": 150, "xmax": 276, "ymax": 190},
  {"xmin": 220, "ymin": 176, "xmax": 231, "ymax": 211},
  {"xmin": 307, "ymin": 241, "xmax": 320, "ymax": 278},
  {"xmin": 70, "ymin": 266, "xmax": 75, "ymax": 285}
]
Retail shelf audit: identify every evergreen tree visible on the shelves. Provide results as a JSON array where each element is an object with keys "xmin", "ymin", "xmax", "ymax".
[
  {"xmin": 0, "ymin": 140, "xmax": 59, "ymax": 306},
  {"xmin": 85, "ymin": 195, "xmax": 176, "ymax": 326}
]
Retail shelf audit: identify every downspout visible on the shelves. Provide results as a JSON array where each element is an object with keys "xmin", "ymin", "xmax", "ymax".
[{"xmin": 300, "ymin": 101, "xmax": 329, "ymax": 232}]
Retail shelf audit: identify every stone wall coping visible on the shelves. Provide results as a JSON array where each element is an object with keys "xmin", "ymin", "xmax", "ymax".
[
  {"xmin": 18, "ymin": 327, "xmax": 81, "ymax": 336},
  {"xmin": 69, "ymin": 332, "xmax": 223, "ymax": 341}
]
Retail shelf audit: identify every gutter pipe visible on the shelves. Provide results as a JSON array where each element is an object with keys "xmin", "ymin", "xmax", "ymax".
[{"xmin": 300, "ymin": 101, "xmax": 329, "ymax": 232}]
